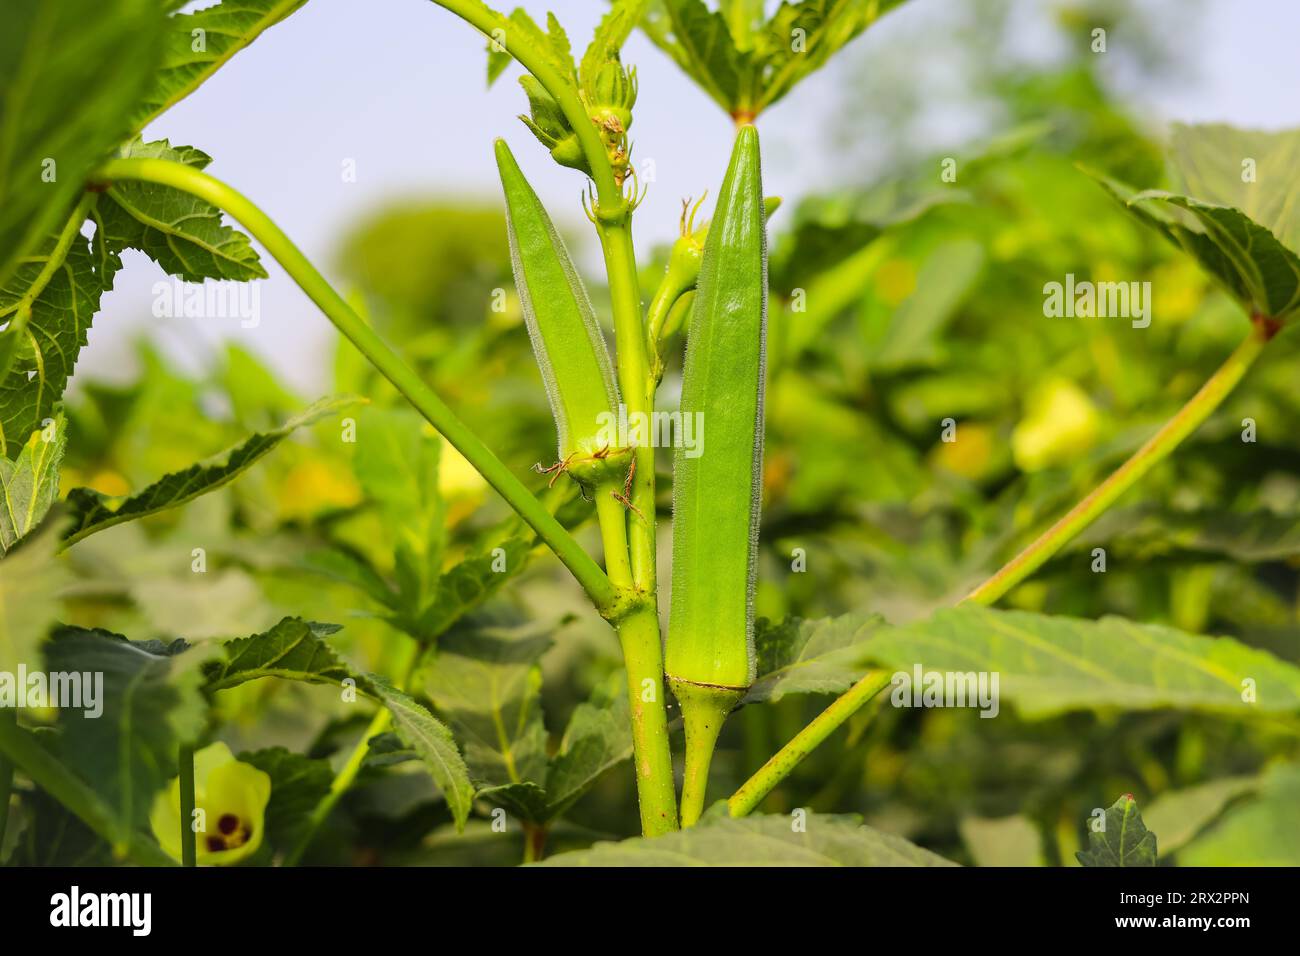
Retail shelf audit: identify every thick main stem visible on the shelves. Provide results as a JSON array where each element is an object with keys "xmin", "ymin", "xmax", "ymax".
[
  {"xmin": 618, "ymin": 605, "xmax": 679, "ymax": 835},
  {"xmin": 597, "ymin": 218, "xmax": 659, "ymax": 592},
  {"xmin": 96, "ymin": 158, "xmax": 616, "ymax": 614},
  {"xmin": 728, "ymin": 322, "xmax": 1274, "ymax": 816}
]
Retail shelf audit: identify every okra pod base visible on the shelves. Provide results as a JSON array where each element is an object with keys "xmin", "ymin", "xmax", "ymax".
[{"xmin": 671, "ymin": 677, "xmax": 746, "ymax": 827}]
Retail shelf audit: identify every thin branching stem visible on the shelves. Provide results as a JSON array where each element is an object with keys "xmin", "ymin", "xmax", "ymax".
[
  {"xmin": 727, "ymin": 322, "xmax": 1275, "ymax": 816},
  {"xmin": 96, "ymin": 157, "xmax": 617, "ymax": 614}
]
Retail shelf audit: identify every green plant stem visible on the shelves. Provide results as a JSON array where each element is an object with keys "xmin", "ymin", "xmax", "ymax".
[
  {"xmin": 285, "ymin": 705, "xmax": 392, "ymax": 866},
  {"xmin": 178, "ymin": 743, "xmax": 196, "ymax": 867},
  {"xmin": 0, "ymin": 714, "xmax": 174, "ymax": 865},
  {"xmin": 674, "ymin": 681, "xmax": 743, "ymax": 826},
  {"xmin": 429, "ymin": 0, "xmax": 620, "ymax": 208},
  {"xmin": 728, "ymin": 322, "xmax": 1274, "ymax": 815},
  {"xmin": 596, "ymin": 218, "xmax": 658, "ymax": 592},
  {"xmin": 96, "ymin": 157, "xmax": 617, "ymax": 615},
  {"xmin": 597, "ymin": 214, "xmax": 679, "ymax": 835},
  {"xmin": 522, "ymin": 821, "xmax": 547, "ymax": 863},
  {"xmin": 964, "ymin": 323, "xmax": 1270, "ymax": 605},
  {"xmin": 617, "ymin": 605, "xmax": 679, "ymax": 835},
  {"xmin": 432, "ymin": 0, "xmax": 677, "ymax": 835},
  {"xmin": 594, "ymin": 481, "xmax": 635, "ymax": 587},
  {"xmin": 727, "ymin": 671, "xmax": 891, "ymax": 817}
]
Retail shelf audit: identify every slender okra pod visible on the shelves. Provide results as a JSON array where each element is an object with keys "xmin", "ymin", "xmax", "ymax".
[
  {"xmin": 494, "ymin": 139, "xmax": 633, "ymax": 504},
  {"xmin": 666, "ymin": 125, "xmax": 768, "ymax": 825}
]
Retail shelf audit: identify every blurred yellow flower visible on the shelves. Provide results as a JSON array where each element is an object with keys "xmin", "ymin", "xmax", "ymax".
[
  {"xmin": 932, "ymin": 421, "xmax": 997, "ymax": 480},
  {"xmin": 150, "ymin": 742, "xmax": 271, "ymax": 866},
  {"xmin": 1012, "ymin": 378, "xmax": 1099, "ymax": 472}
]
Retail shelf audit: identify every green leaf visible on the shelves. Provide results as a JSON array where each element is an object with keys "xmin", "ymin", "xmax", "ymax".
[
  {"xmin": 1166, "ymin": 123, "xmax": 1300, "ymax": 253},
  {"xmin": 1092, "ymin": 172, "xmax": 1300, "ymax": 322},
  {"xmin": 580, "ymin": 0, "xmax": 649, "ymax": 88},
  {"xmin": 44, "ymin": 627, "xmax": 205, "ymax": 837},
  {"xmin": 202, "ymin": 617, "xmax": 365, "ymax": 693},
  {"xmin": 350, "ymin": 406, "xmax": 443, "ymax": 615},
  {"xmin": 746, "ymin": 612, "xmax": 884, "ymax": 703},
  {"xmin": 371, "ymin": 679, "xmax": 476, "ymax": 832},
  {"xmin": 475, "ymin": 672, "xmax": 634, "ymax": 825},
  {"xmin": 133, "ymin": 0, "xmax": 310, "ymax": 129},
  {"xmin": 959, "ymin": 815, "xmax": 1045, "ymax": 867},
  {"xmin": 1143, "ymin": 776, "xmax": 1258, "ymax": 859},
  {"xmin": 408, "ymin": 536, "xmax": 532, "ymax": 640},
  {"xmin": 0, "ymin": 415, "xmax": 66, "ymax": 553},
  {"xmin": 651, "ymin": 0, "xmax": 743, "ymax": 114},
  {"xmin": 541, "ymin": 674, "xmax": 633, "ymax": 819},
  {"xmin": 1177, "ymin": 763, "xmax": 1300, "ymax": 866},
  {"xmin": 98, "ymin": 138, "xmax": 267, "ymax": 282},
  {"xmin": 239, "ymin": 747, "xmax": 333, "ymax": 854},
  {"xmin": 63, "ymin": 396, "xmax": 360, "ymax": 546},
  {"xmin": 757, "ymin": 0, "xmax": 909, "ymax": 112},
  {"xmin": 488, "ymin": 7, "xmax": 577, "ymax": 87},
  {"xmin": 0, "ymin": 516, "xmax": 70, "ymax": 675},
  {"xmin": 541, "ymin": 811, "xmax": 958, "ymax": 865},
  {"xmin": 0, "ymin": 207, "xmax": 122, "ymax": 459},
  {"xmin": 862, "ymin": 606, "xmax": 1300, "ymax": 717},
  {"xmin": 423, "ymin": 620, "xmax": 550, "ymax": 789},
  {"xmin": 1076, "ymin": 794, "xmax": 1157, "ymax": 867},
  {"xmin": 866, "ymin": 239, "xmax": 985, "ymax": 371},
  {"xmin": 0, "ymin": 0, "xmax": 164, "ymax": 286},
  {"xmin": 1077, "ymin": 504, "xmax": 1300, "ymax": 563},
  {"xmin": 644, "ymin": 0, "xmax": 907, "ymax": 118}
]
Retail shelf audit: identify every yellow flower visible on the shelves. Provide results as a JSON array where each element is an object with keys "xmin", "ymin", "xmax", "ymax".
[
  {"xmin": 150, "ymin": 742, "xmax": 271, "ymax": 866},
  {"xmin": 1012, "ymin": 378, "xmax": 1099, "ymax": 472}
]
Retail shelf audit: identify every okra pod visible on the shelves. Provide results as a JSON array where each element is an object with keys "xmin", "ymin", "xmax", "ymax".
[
  {"xmin": 666, "ymin": 125, "xmax": 767, "ymax": 825},
  {"xmin": 494, "ymin": 139, "xmax": 629, "ymax": 489}
]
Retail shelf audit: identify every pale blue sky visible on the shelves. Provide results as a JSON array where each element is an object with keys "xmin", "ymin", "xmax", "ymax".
[{"xmin": 84, "ymin": 0, "xmax": 1300, "ymax": 394}]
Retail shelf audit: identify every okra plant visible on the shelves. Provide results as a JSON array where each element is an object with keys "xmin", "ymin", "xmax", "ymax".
[{"xmin": 2, "ymin": 0, "xmax": 1300, "ymax": 869}]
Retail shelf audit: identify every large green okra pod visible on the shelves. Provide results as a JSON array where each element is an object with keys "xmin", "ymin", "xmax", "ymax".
[{"xmin": 666, "ymin": 125, "xmax": 767, "ymax": 825}]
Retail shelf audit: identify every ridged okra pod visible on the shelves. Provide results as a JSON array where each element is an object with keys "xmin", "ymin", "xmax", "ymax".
[
  {"xmin": 666, "ymin": 125, "xmax": 767, "ymax": 825},
  {"xmin": 494, "ymin": 139, "xmax": 630, "ymax": 492}
]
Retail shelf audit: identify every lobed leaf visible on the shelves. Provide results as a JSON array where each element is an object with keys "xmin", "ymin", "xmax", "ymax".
[
  {"xmin": 0, "ymin": 0, "xmax": 164, "ymax": 286},
  {"xmin": 862, "ymin": 605, "xmax": 1300, "ymax": 717},
  {"xmin": 1143, "ymin": 776, "xmax": 1258, "ymax": 859},
  {"xmin": 1166, "ymin": 122, "xmax": 1300, "ymax": 253},
  {"xmin": 746, "ymin": 612, "xmax": 884, "ymax": 703},
  {"xmin": 1091, "ymin": 172, "xmax": 1300, "ymax": 322},
  {"xmin": 643, "ymin": 0, "xmax": 908, "ymax": 119},
  {"xmin": 1177, "ymin": 762, "xmax": 1300, "ymax": 866},
  {"xmin": 0, "ymin": 415, "xmax": 66, "ymax": 553},
  {"xmin": 371, "ymin": 679, "xmax": 476, "ymax": 832},
  {"xmin": 98, "ymin": 138, "xmax": 267, "ymax": 283},
  {"xmin": 44, "ymin": 627, "xmax": 206, "ymax": 838},
  {"xmin": 0, "ymin": 213, "xmax": 122, "ymax": 458},
  {"xmin": 239, "ymin": 747, "xmax": 334, "ymax": 854},
  {"xmin": 423, "ymin": 620, "xmax": 551, "ymax": 789},
  {"xmin": 132, "ymin": 0, "xmax": 310, "ymax": 130},
  {"xmin": 63, "ymin": 396, "xmax": 360, "ymax": 546},
  {"xmin": 1075, "ymin": 794, "xmax": 1157, "ymax": 867},
  {"xmin": 541, "ymin": 810, "xmax": 958, "ymax": 866},
  {"xmin": 0, "ymin": 516, "xmax": 70, "ymax": 675},
  {"xmin": 202, "ymin": 617, "xmax": 365, "ymax": 693}
]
